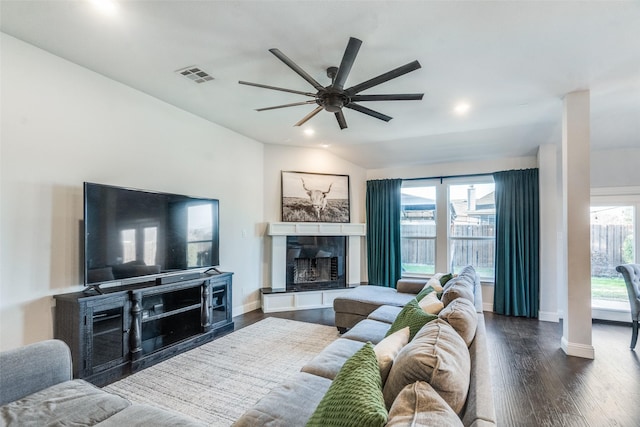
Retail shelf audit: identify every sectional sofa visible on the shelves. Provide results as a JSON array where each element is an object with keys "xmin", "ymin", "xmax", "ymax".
[
  {"xmin": 234, "ymin": 265, "xmax": 496, "ymax": 426},
  {"xmin": 0, "ymin": 339, "xmax": 204, "ymax": 426}
]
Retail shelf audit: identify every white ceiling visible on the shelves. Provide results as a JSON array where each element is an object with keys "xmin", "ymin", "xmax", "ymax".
[{"xmin": 1, "ymin": 0, "xmax": 639, "ymax": 169}]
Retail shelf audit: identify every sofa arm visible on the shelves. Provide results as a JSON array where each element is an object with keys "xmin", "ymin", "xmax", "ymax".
[
  {"xmin": 0, "ymin": 339, "xmax": 72, "ymax": 405},
  {"xmin": 396, "ymin": 278, "xmax": 427, "ymax": 294}
]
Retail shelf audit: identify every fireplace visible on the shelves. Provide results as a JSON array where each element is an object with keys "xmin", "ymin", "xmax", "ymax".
[
  {"xmin": 267, "ymin": 222, "xmax": 366, "ymax": 293},
  {"xmin": 286, "ymin": 236, "xmax": 346, "ymax": 291}
]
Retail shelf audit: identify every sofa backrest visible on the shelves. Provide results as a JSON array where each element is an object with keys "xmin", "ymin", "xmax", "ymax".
[{"xmin": 0, "ymin": 339, "xmax": 72, "ymax": 405}]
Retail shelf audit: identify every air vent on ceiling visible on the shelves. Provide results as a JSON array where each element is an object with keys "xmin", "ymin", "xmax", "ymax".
[{"xmin": 176, "ymin": 66, "xmax": 214, "ymax": 83}]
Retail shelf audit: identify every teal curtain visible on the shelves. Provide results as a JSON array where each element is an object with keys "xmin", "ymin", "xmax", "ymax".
[
  {"xmin": 366, "ymin": 179, "xmax": 402, "ymax": 288},
  {"xmin": 493, "ymin": 169, "xmax": 540, "ymax": 317}
]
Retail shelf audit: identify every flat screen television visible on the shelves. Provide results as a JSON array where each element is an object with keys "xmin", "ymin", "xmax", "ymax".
[{"xmin": 84, "ymin": 182, "xmax": 220, "ymax": 288}]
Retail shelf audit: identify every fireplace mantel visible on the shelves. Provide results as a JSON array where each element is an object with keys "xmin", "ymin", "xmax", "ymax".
[
  {"xmin": 265, "ymin": 222, "xmax": 366, "ymax": 310},
  {"xmin": 267, "ymin": 222, "xmax": 366, "ymax": 236}
]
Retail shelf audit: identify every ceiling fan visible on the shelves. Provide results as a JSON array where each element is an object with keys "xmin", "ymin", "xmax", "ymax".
[{"xmin": 239, "ymin": 37, "xmax": 424, "ymax": 130}]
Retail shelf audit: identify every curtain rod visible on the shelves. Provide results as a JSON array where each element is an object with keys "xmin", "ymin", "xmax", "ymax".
[{"xmin": 403, "ymin": 172, "xmax": 494, "ymax": 184}]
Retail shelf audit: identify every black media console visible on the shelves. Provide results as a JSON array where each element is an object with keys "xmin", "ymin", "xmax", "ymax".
[{"xmin": 54, "ymin": 272, "xmax": 233, "ymax": 386}]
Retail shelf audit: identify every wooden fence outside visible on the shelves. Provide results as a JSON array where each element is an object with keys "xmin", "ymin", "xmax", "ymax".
[
  {"xmin": 590, "ymin": 224, "xmax": 633, "ymax": 277},
  {"xmin": 401, "ymin": 223, "xmax": 495, "ymax": 270},
  {"xmin": 401, "ymin": 223, "xmax": 633, "ymax": 278}
]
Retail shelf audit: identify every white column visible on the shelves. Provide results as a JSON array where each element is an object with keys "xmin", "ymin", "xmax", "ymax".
[
  {"xmin": 347, "ymin": 235, "xmax": 362, "ymax": 285},
  {"xmin": 270, "ymin": 236, "xmax": 287, "ymax": 292},
  {"xmin": 435, "ymin": 182, "xmax": 449, "ymax": 272},
  {"xmin": 561, "ymin": 90, "xmax": 594, "ymax": 359},
  {"xmin": 538, "ymin": 144, "xmax": 560, "ymax": 322}
]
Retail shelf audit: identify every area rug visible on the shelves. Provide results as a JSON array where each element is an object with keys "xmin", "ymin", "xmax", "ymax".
[{"xmin": 103, "ymin": 317, "xmax": 338, "ymax": 426}]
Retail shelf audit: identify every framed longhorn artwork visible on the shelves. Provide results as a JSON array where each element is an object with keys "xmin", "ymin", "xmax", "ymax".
[{"xmin": 281, "ymin": 171, "xmax": 350, "ymax": 223}]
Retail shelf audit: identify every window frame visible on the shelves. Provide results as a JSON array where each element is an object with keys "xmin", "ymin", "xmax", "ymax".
[
  {"xmin": 401, "ymin": 176, "xmax": 496, "ymax": 281},
  {"xmin": 590, "ymin": 187, "xmax": 640, "ymax": 320}
]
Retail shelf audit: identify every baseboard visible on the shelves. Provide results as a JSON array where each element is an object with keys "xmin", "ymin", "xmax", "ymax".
[
  {"xmin": 482, "ymin": 302, "xmax": 493, "ymax": 312},
  {"xmin": 592, "ymin": 307, "xmax": 632, "ymax": 323},
  {"xmin": 561, "ymin": 336, "xmax": 595, "ymax": 359},
  {"xmin": 234, "ymin": 300, "xmax": 261, "ymax": 316},
  {"xmin": 538, "ymin": 311, "xmax": 560, "ymax": 323}
]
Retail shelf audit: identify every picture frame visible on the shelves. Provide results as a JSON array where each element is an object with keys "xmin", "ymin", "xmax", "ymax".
[{"xmin": 281, "ymin": 171, "xmax": 350, "ymax": 223}]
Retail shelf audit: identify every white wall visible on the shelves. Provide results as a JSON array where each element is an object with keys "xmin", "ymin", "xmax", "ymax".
[
  {"xmin": 0, "ymin": 34, "xmax": 265, "ymax": 350},
  {"xmin": 591, "ymin": 148, "xmax": 640, "ymax": 188},
  {"xmin": 367, "ymin": 156, "xmax": 537, "ymax": 181},
  {"xmin": 262, "ymin": 144, "xmax": 367, "ymax": 286}
]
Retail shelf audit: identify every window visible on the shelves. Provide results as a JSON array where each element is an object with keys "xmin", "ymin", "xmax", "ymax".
[
  {"xmin": 590, "ymin": 205, "xmax": 636, "ymax": 310},
  {"xmin": 449, "ymin": 183, "xmax": 495, "ymax": 279},
  {"xmin": 400, "ymin": 178, "xmax": 496, "ymax": 280},
  {"xmin": 401, "ymin": 185, "xmax": 436, "ymax": 274}
]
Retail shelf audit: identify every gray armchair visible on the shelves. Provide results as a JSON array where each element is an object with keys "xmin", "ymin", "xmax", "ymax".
[{"xmin": 616, "ymin": 264, "xmax": 640, "ymax": 349}]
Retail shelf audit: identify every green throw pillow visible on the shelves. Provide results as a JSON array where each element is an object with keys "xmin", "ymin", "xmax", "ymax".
[
  {"xmin": 385, "ymin": 299, "xmax": 438, "ymax": 340},
  {"xmin": 415, "ymin": 285, "xmax": 436, "ymax": 302},
  {"xmin": 307, "ymin": 342, "xmax": 388, "ymax": 427},
  {"xmin": 439, "ymin": 273, "xmax": 454, "ymax": 286}
]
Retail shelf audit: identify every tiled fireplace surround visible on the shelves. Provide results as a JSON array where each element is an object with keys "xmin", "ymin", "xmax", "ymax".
[{"xmin": 261, "ymin": 222, "xmax": 365, "ymax": 313}]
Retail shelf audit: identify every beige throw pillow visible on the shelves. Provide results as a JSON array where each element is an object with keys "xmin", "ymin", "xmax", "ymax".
[
  {"xmin": 383, "ymin": 319, "xmax": 470, "ymax": 414},
  {"xmin": 438, "ymin": 297, "xmax": 478, "ymax": 347},
  {"xmin": 386, "ymin": 381, "xmax": 464, "ymax": 427},
  {"xmin": 425, "ymin": 273, "xmax": 444, "ymax": 292},
  {"xmin": 374, "ymin": 327, "xmax": 410, "ymax": 384},
  {"xmin": 418, "ymin": 291, "xmax": 444, "ymax": 315}
]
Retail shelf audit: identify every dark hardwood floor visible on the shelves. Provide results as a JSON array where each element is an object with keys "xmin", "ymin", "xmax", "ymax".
[{"xmin": 232, "ymin": 308, "xmax": 640, "ymax": 427}]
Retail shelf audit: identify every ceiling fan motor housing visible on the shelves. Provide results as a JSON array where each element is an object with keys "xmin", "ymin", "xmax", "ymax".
[{"xmin": 319, "ymin": 91, "xmax": 348, "ymax": 112}]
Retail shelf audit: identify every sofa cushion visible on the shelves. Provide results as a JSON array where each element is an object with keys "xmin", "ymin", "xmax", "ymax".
[
  {"xmin": 95, "ymin": 404, "xmax": 205, "ymax": 426},
  {"xmin": 438, "ymin": 297, "xmax": 478, "ymax": 347},
  {"xmin": 367, "ymin": 305, "xmax": 403, "ymax": 324},
  {"xmin": 341, "ymin": 319, "xmax": 390, "ymax": 344},
  {"xmin": 302, "ymin": 338, "xmax": 365, "ymax": 380},
  {"xmin": 385, "ymin": 299, "xmax": 438, "ymax": 340},
  {"xmin": 232, "ymin": 372, "xmax": 331, "ymax": 427},
  {"xmin": 334, "ymin": 286, "xmax": 415, "ymax": 317},
  {"xmin": 374, "ymin": 327, "xmax": 410, "ymax": 384},
  {"xmin": 0, "ymin": 379, "xmax": 130, "ymax": 426},
  {"xmin": 441, "ymin": 278, "xmax": 475, "ymax": 307},
  {"xmin": 307, "ymin": 342, "xmax": 388, "ymax": 427},
  {"xmin": 383, "ymin": 319, "xmax": 471, "ymax": 414},
  {"xmin": 386, "ymin": 381, "xmax": 464, "ymax": 427}
]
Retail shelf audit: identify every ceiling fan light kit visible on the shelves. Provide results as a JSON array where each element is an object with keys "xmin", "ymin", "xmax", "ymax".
[{"xmin": 239, "ymin": 37, "xmax": 424, "ymax": 130}]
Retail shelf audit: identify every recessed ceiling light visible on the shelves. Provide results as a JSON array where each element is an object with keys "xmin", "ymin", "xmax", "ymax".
[
  {"xmin": 303, "ymin": 128, "xmax": 315, "ymax": 136},
  {"xmin": 88, "ymin": 0, "xmax": 118, "ymax": 16},
  {"xmin": 454, "ymin": 102, "xmax": 471, "ymax": 115},
  {"xmin": 320, "ymin": 144, "xmax": 330, "ymax": 148}
]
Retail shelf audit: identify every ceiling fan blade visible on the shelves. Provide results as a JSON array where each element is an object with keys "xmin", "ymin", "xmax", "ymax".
[
  {"xmin": 345, "ymin": 103, "xmax": 392, "ymax": 122},
  {"xmin": 269, "ymin": 48, "xmax": 325, "ymax": 92},
  {"xmin": 350, "ymin": 93, "xmax": 424, "ymax": 102},
  {"xmin": 256, "ymin": 100, "xmax": 318, "ymax": 111},
  {"xmin": 239, "ymin": 81, "xmax": 316, "ymax": 97},
  {"xmin": 345, "ymin": 60, "xmax": 422, "ymax": 95},
  {"xmin": 335, "ymin": 110, "xmax": 348, "ymax": 129},
  {"xmin": 332, "ymin": 37, "xmax": 362, "ymax": 90},
  {"xmin": 294, "ymin": 106, "xmax": 324, "ymax": 127}
]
